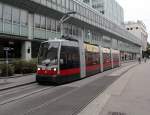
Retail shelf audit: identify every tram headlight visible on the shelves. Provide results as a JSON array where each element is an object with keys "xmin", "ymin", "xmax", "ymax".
[
  {"xmin": 37, "ymin": 67, "xmax": 41, "ymax": 71},
  {"xmin": 53, "ymin": 68, "xmax": 57, "ymax": 71}
]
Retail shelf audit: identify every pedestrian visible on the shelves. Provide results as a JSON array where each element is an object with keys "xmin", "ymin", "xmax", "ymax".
[
  {"xmin": 138, "ymin": 57, "xmax": 141, "ymax": 64},
  {"xmin": 144, "ymin": 57, "xmax": 147, "ymax": 63}
]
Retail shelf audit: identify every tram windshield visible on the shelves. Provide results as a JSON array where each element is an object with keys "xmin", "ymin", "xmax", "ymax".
[{"xmin": 38, "ymin": 42, "xmax": 60, "ymax": 66}]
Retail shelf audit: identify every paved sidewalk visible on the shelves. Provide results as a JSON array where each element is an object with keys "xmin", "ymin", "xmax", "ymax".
[
  {"xmin": 79, "ymin": 60, "xmax": 150, "ymax": 115},
  {"xmin": 0, "ymin": 74, "xmax": 36, "ymax": 91}
]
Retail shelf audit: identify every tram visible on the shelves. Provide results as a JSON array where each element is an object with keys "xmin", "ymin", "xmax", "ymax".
[{"xmin": 36, "ymin": 37, "xmax": 120, "ymax": 84}]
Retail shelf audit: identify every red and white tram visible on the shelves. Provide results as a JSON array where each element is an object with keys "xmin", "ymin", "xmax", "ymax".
[{"xmin": 36, "ymin": 38, "xmax": 120, "ymax": 84}]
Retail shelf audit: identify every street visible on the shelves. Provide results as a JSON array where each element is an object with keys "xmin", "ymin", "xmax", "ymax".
[{"xmin": 0, "ymin": 62, "xmax": 139, "ymax": 115}]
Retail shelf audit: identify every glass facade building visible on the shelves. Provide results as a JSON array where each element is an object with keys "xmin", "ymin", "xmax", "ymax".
[
  {"xmin": 83, "ymin": 0, "xmax": 124, "ymax": 25},
  {"xmin": 0, "ymin": 0, "xmax": 141, "ymax": 62}
]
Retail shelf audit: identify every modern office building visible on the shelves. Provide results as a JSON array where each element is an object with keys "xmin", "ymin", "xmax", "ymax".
[
  {"xmin": 0, "ymin": 0, "xmax": 141, "ymax": 62},
  {"xmin": 124, "ymin": 20, "xmax": 148, "ymax": 51},
  {"xmin": 82, "ymin": 0, "xmax": 124, "ymax": 25}
]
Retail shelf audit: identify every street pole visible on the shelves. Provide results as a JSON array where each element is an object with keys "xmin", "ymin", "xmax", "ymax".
[
  {"xmin": 3, "ymin": 48, "xmax": 9, "ymax": 83},
  {"xmin": 6, "ymin": 50, "xmax": 8, "ymax": 78},
  {"xmin": 3, "ymin": 47, "xmax": 13, "ymax": 83}
]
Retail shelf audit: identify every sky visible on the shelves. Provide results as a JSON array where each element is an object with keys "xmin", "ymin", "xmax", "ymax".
[{"xmin": 116, "ymin": 0, "xmax": 150, "ymax": 43}]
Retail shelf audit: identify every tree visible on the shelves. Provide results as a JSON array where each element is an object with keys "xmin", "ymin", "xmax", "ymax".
[{"xmin": 145, "ymin": 42, "xmax": 150, "ymax": 57}]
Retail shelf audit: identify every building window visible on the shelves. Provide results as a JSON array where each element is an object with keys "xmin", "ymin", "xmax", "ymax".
[
  {"xmin": 127, "ymin": 28, "xmax": 129, "ymax": 30},
  {"xmin": 70, "ymin": 1, "xmax": 73, "ymax": 10},
  {"xmin": 57, "ymin": 0, "xmax": 62, "ymax": 5},
  {"xmin": 136, "ymin": 27, "xmax": 138, "ymax": 29},
  {"xmin": 41, "ymin": 0, "xmax": 46, "ymax": 5},
  {"xmin": 20, "ymin": 10, "xmax": 28, "ymax": 25},
  {"xmin": 73, "ymin": 2, "xmax": 76, "ymax": 11},
  {"xmin": 34, "ymin": 14, "xmax": 40, "ymax": 28},
  {"xmin": 12, "ymin": 7, "xmax": 20, "ymax": 24},
  {"xmin": 62, "ymin": 0, "xmax": 66, "ymax": 7},
  {"xmin": 40, "ymin": 16, "xmax": 46, "ymax": 29},
  {"xmin": 83, "ymin": 0, "xmax": 90, "ymax": 3},
  {"xmin": 56, "ymin": 20, "xmax": 60, "ymax": 32},
  {"xmin": 46, "ymin": 17, "xmax": 51, "ymax": 30},
  {"xmin": 130, "ymin": 28, "xmax": 133, "ymax": 30},
  {"xmin": 66, "ymin": 0, "xmax": 69, "ymax": 9},
  {"xmin": 3, "ymin": 5, "xmax": 12, "ymax": 22},
  {"xmin": 51, "ymin": 19, "xmax": 56, "ymax": 31},
  {"xmin": 0, "ymin": 3, "xmax": 2, "ymax": 20},
  {"xmin": 52, "ymin": 0, "xmax": 56, "ymax": 4}
]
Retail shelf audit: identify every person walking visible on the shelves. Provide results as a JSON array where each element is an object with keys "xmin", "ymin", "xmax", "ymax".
[
  {"xmin": 144, "ymin": 57, "xmax": 147, "ymax": 63},
  {"xmin": 138, "ymin": 57, "xmax": 141, "ymax": 64}
]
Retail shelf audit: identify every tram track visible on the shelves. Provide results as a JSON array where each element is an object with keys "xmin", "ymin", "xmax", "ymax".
[{"xmin": 0, "ymin": 83, "xmax": 55, "ymax": 105}]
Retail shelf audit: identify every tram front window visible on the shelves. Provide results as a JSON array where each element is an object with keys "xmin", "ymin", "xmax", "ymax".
[{"xmin": 38, "ymin": 42, "xmax": 59, "ymax": 66}]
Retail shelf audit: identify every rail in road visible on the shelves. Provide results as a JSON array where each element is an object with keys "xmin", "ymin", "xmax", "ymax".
[{"xmin": 0, "ymin": 62, "xmax": 137, "ymax": 115}]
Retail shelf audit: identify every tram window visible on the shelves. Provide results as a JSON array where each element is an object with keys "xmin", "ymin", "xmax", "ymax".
[
  {"xmin": 60, "ymin": 46, "xmax": 80, "ymax": 69},
  {"xmin": 85, "ymin": 52, "xmax": 100, "ymax": 66},
  {"xmin": 38, "ymin": 42, "xmax": 59, "ymax": 65},
  {"xmin": 103, "ymin": 53, "xmax": 111, "ymax": 62}
]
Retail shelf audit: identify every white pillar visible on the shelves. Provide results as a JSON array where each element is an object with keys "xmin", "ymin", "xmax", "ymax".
[
  {"xmin": 21, "ymin": 13, "xmax": 33, "ymax": 61},
  {"xmin": 79, "ymin": 28, "xmax": 86, "ymax": 78},
  {"xmin": 118, "ymin": 50, "xmax": 121, "ymax": 66},
  {"xmin": 28, "ymin": 14, "xmax": 33, "ymax": 40},
  {"xmin": 100, "ymin": 46, "xmax": 103, "ymax": 72},
  {"xmin": 21, "ymin": 41, "xmax": 31, "ymax": 61},
  {"xmin": 111, "ymin": 48, "xmax": 114, "ymax": 68}
]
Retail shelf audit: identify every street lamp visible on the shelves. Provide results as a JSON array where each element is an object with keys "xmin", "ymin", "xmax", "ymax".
[
  {"xmin": 59, "ymin": 11, "xmax": 76, "ymax": 36},
  {"xmin": 3, "ymin": 47, "xmax": 13, "ymax": 82}
]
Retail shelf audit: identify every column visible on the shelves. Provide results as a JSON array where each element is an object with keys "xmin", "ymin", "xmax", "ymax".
[
  {"xmin": 21, "ymin": 13, "xmax": 33, "ymax": 61},
  {"xmin": 21, "ymin": 41, "xmax": 31, "ymax": 61},
  {"xmin": 79, "ymin": 28, "xmax": 86, "ymax": 78},
  {"xmin": 100, "ymin": 46, "xmax": 103, "ymax": 72},
  {"xmin": 111, "ymin": 48, "xmax": 114, "ymax": 68}
]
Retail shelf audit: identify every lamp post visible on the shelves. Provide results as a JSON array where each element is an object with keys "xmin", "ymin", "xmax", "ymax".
[
  {"xmin": 59, "ymin": 11, "xmax": 76, "ymax": 36},
  {"xmin": 3, "ymin": 47, "xmax": 13, "ymax": 82}
]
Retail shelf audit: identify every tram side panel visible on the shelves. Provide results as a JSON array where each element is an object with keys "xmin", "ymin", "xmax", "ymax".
[
  {"xmin": 103, "ymin": 48, "xmax": 112, "ymax": 71},
  {"xmin": 84, "ymin": 43, "xmax": 101, "ymax": 77}
]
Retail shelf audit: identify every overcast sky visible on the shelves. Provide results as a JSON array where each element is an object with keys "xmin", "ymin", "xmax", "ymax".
[{"xmin": 116, "ymin": 0, "xmax": 150, "ymax": 42}]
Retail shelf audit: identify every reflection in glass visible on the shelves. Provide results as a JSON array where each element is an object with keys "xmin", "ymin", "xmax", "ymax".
[{"xmin": 38, "ymin": 42, "xmax": 60, "ymax": 66}]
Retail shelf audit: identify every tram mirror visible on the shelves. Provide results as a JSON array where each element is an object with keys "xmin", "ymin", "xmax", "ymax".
[{"xmin": 60, "ymin": 59, "xmax": 64, "ymax": 64}]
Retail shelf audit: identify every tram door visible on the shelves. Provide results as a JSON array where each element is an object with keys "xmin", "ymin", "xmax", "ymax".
[
  {"xmin": 84, "ymin": 43, "xmax": 101, "ymax": 76},
  {"xmin": 103, "ymin": 48, "xmax": 112, "ymax": 70},
  {"xmin": 59, "ymin": 41, "xmax": 80, "ymax": 80}
]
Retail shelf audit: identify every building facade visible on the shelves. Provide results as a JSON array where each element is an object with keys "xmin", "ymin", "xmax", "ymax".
[
  {"xmin": 0, "ymin": 0, "xmax": 141, "ymax": 62},
  {"xmin": 82, "ymin": 0, "xmax": 124, "ymax": 25},
  {"xmin": 124, "ymin": 20, "xmax": 148, "ymax": 51}
]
